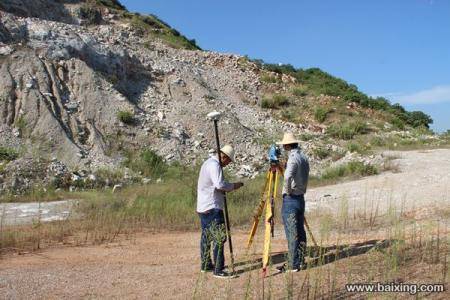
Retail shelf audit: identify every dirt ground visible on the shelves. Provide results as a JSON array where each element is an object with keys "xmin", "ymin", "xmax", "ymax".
[{"xmin": 0, "ymin": 149, "xmax": 449, "ymax": 299}]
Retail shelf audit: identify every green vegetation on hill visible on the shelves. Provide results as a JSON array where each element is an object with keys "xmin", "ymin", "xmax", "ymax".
[
  {"xmin": 250, "ymin": 59, "xmax": 433, "ymax": 129},
  {"xmin": 94, "ymin": 0, "xmax": 126, "ymax": 10},
  {"xmin": 123, "ymin": 12, "xmax": 200, "ymax": 50},
  {"xmin": 81, "ymin": 0, "xmax": 199, "ymax": 50}
]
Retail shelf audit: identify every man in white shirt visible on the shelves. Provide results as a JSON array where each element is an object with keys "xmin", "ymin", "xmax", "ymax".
[{"xmin": 197, "ymin": 144, "xmax": 243, "ymax": 278}]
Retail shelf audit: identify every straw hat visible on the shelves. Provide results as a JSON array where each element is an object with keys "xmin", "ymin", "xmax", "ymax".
[
  {"xmin": 220, "ymin": 144, "xmax": 235, "ymax": 162},
  {"xmin": 276, "ymin": 132, "xmax": 300, "ymax": 145}
]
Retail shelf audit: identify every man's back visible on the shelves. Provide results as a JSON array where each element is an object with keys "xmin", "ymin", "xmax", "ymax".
[{"xmin": 283, "ymin": 148, "xmax": 310, "ymax": 195}]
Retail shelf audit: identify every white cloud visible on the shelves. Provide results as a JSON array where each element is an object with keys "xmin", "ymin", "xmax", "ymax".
[{"xmin": 373, "ymin": 85, "xmax": 450, "ymax": 105}]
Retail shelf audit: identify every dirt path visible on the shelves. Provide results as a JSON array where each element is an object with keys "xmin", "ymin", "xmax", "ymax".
[{"xmin": 0, "ymin": 149, "xmax": 449, "ymax": 299}]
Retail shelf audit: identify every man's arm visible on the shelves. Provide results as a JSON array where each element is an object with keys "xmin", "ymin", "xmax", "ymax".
[{"xmin": 211, "ymin": 162, "xmax": 242, "ymax": 192}]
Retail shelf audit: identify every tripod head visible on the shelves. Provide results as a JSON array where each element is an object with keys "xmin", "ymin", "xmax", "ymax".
[{"xmin": 268, "ymin": 144, "xmax": 281, "ymax": 165}]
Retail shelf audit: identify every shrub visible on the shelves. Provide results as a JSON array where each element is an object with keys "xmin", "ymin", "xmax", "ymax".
[
  {"xmin": 346, "ymin": 143, "xmax": 362, "ymax": 153},
  {"xmin": 391, "ymin": 117, "xmax": 405, "ymax": 130},
  {"xmin": 314, "ymin": 107, "xmax": 329, "ymax": 123},
  {"xmin": 261, "ymin": 95, "xmax": 289, "ymax": 109},
  {"xmin": 299, "ymin": 133, "xmax": 314, "ymax": 141},
  {"xmin": 95, "ymin": 0, "xmax": 126, "ymax": 10},
  {"xmin": 321, "ymin": 161, "xmax": 378, "ymax": 180},
  {"xmin": 0, "ymin": 147, "xmax": 18, "ymax": 162},
  {"xmin": 123, "ymin": 149, "xmax": 167, "ymax": 178},
  {"xmin": 370, "ymin": 136, "xmax": 386, "ymax": 147},
  {"xmin": 313, "ymin": 146, "xmax": 331, "ymax": 159},
  {"xmin": 327, "ymin": 121, "xmax": 368, "ymax": 140},
  {"xmin": 79, "ymin": 4, "xmax": 102, "ymax": 24},
  {"xmin": 281, "ymin": 110, "xmax": 295, "ymax": 122},
  {"xmin": 260, "ymin": 74, "xmax": 279, "ymax": 84},
  {"xmin": 292, "ymin": 86, "xmax": 308, "ymax": 97},
  {"xmin": 406, "ymin": 111, "xmax": 433, "ymax": 129},
  {"xmin": 117, "ymin": 110, "xmax": 135, "ymax": 125}
]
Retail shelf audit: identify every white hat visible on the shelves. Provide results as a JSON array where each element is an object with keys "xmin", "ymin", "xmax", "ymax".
[
  {"xmin": 276, "ymin": 132, "xmax": 300, "ymax": 145},
  {"xmin": 220, "ymin": 144, "xmax": 235, "ymax": 162}
]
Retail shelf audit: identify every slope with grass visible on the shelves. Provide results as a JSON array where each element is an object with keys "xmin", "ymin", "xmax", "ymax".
[{"xmin": 1, "ymin": 0, "xmax": 448, "ymax": 198}]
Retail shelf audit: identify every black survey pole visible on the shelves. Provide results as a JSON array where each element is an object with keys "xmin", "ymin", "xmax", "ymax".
[{"xmin": 213, "ymin": 119, "xmax": 235, "ymax": 273}]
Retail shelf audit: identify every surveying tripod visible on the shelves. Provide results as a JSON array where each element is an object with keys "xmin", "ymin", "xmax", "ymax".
[{"xmin": 246, "ymin": 157, "xmax": 318, "ymax": 276}]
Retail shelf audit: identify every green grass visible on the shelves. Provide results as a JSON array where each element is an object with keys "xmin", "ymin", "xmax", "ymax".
[
  {"xmin": 310, "ymin": 161, "xmax": 378, "ymax": 186},
  {"xmin": 314, "ymin": 107, "xmax": 329, "ymax": 123},
  {"xmin": 291, "ymin": 85, "xmax": 308, "ymax": 97},
  {"xmin": 327, "ymin": 121, "xmax": 369, "ymax": 140},
  {"xmin": 128, "ymin": 13, "xmax": 200, "ymax": 50},
  {"xmin": 116, "ymin": 110, "xmax": 135, "ymax": 125},
  {"xmin": 0, "ymin": 147, "xmax": 18, "ymax": 162},
  {"xmin": 261, "ymin": 95, "xmax": 290, "ymax": 109},
  {"xmin": 261, "ymin": 74, "xmax": 280, "ymax": 84},
  {"xmin": 122, "ymin": 149, "xmax": 168, "ymax": 178},
  {"xmin": 313, "ymin": 146, "xmax": 331, "ymax": 159}
]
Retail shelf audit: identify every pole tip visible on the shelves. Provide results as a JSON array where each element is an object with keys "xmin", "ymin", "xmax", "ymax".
[{"xmin": 207, "ymin": 111, "xmax": 221, "ymax": 121}]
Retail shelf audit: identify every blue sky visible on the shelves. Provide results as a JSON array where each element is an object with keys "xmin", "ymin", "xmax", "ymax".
[{"xmin": 121, "ymin": 0, "xmax": 450, "ymax": 132}]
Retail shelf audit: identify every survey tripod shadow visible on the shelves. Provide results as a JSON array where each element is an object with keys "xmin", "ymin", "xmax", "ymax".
[{"xmin": 229, "ymin": 239, "xmax": 395, "ymax": 276}]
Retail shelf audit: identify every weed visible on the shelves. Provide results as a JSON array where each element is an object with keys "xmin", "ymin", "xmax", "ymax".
[
  {"xmin": 0, "ymin": 147, "xmax": 18, "ymax": 162},
  {"xmin": 313, "ymin": 146, "xmax": 331, "ymax": 159},
  {"xmin": 327, "ymin": 121, "xmax": 369, "ymax": 140},
  {"xmin": 314, "ymin": 107, "xmax": 329, "ymax": 123},
  {"xmin": 116, "ymin": 110, "xmax": 135, "ymax": 125},
  {"xmin": 261, "ymin": 95, "xmax": 289, "ymax": 109},
  {"xmin": 292, "ymin": 86, "xmax": 308, "ymax": 97}
]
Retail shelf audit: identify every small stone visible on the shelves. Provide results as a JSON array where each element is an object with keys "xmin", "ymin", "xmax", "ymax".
[{"xmin": 112, "ymin": 184, "xmax": 122, "ymax": 193}]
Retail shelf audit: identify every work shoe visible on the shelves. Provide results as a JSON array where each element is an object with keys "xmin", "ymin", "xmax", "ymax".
[
  {"xmin": 276, "ymin": 264, "xmax": 301, "ymax": 273},
  {"xmin": 200, "ymin": 264, "xmax": 215, "ymax": 273},
  {"xmin": 213, "ymin": 271, "xmax": 238, "ymax": 279}
]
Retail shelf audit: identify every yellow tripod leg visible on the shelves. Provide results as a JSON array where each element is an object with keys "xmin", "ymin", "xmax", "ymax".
[
  {"xmin": 246, "ymin": 171, "xmax": 271, "ymax": 248},
  {"xmin": 262, "ymin": 171, "xmax": 275, "ymax": 273}
]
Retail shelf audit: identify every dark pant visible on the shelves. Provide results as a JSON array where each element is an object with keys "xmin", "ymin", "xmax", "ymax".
[
  {"xmin": 199, "ymin": 209, "xmax": 226, "ymax": 274},
  {"xmin": 282, "ymin": 194, "xmax": 307, "ymax": 269}
]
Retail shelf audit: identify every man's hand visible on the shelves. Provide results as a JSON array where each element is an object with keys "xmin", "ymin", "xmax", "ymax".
[{"xmin": 233, "ymin": 182, "xmax": 244, "ymax": 190}]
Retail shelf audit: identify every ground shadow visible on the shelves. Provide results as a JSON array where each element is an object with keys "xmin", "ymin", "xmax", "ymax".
[{"xmin": 230, "ymin": 239, "xmax": 394, "ymax": 276}]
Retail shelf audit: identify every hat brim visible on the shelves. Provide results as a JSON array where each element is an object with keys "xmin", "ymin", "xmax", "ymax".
[{"xmin": 276, "ymin": 140, "xmax": 300, "ymax": 145}]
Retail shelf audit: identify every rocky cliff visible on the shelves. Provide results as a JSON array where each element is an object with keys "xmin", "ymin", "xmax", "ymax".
[{"xmin": 0, "ymin": 1, "xmax": 439, "ymax": 194}]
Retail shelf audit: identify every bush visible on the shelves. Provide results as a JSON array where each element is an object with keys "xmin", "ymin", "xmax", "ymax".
[
  {"xmin": 261, "ymin": 95, "xmax": 289, "ymax": 109},
  {"xmin": 314, "ymin": 107, "xmax": 329, "ymax": 123},
  {"xmin": 313, "ymin": 146, "xmax": 331, "ymax": 159},
  {"xmin": 0, "ymin": 147, "xmax": 18, "ymax": 162},
  {"xmin": 117, "ymin": 110, "xmax": 135, "ymax": 125},
  {"xmin": 292, "ymin": 86, "xmax": 308, "ymax": 97},
  {"xmin": 321, "ymin": 161, "xmax": 378, "ymax": 180},
  {"xmin": 346, "ymin": 143, "xmax": 362, "ymax": 153},
  {"xmin": 95, "ymin": 0, "xmax": 126, "ymax": 10},
  {"xmin": 406, "ymin": 111, "xmax": 433, "ymax": 129},
  {"xmin": 79, "ymin": 4, "xmax": 102, "ymax": 24},
  {"xmin": 391, "ymin": 117, "xmax": 405, "ymax": 130},
  {"xmin": 327, "ymin": 121, "xmax": 368, "ymax": 140},
  {"xmin": 260, "ymin": 74, "xmax": 279, "ymax": 84},
  {"xmin": 123, "ymin": 149, "xmax": 167, "ymax": 178}
]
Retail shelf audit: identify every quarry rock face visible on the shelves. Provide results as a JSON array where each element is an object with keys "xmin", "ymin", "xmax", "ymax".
[
  {"xmin": 0, "ymin": 1, "xmax": 294, "ymax": 193},
  {"xmin": 0, "ymin": 1, "xmax": 392, "ymax": 193}
]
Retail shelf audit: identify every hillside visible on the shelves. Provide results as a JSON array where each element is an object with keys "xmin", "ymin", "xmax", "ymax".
[{"xmin": 0, "ymin": 0, "xmax": 447, "ymax": 195}]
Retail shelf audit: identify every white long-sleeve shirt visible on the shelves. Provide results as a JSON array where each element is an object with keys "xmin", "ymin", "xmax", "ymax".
[{"xmin": 197, "ymin": 156, "xmax": 234, "ymax": 213}]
